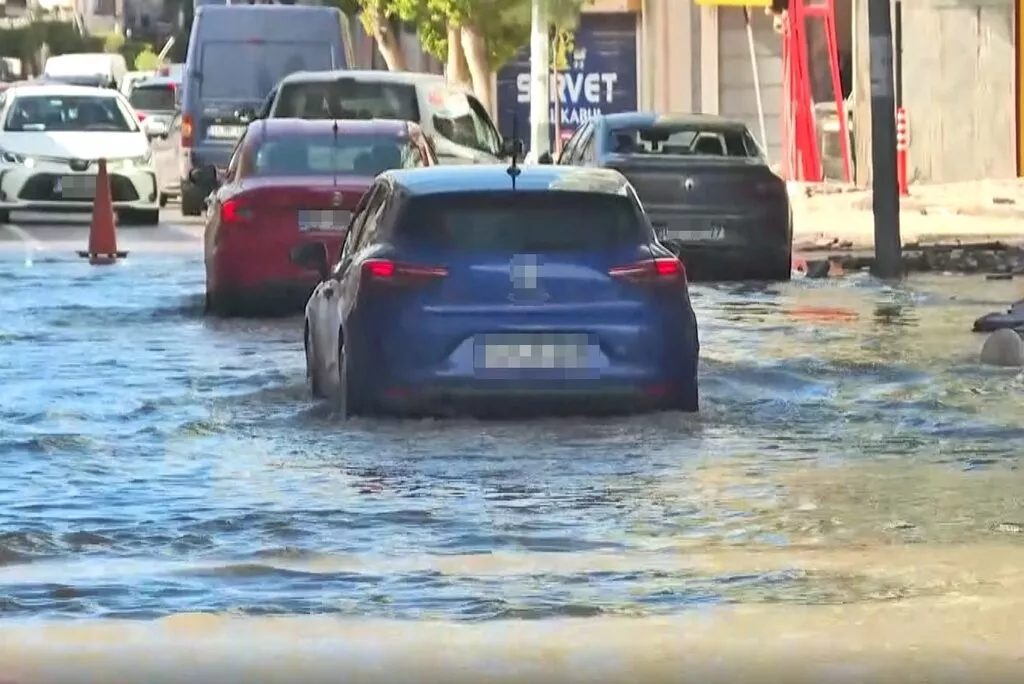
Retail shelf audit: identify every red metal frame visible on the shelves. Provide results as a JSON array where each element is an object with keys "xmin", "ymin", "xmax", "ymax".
[{"xmin": 779, "ymin": 0, "xmax": 852, "ymax": 183}]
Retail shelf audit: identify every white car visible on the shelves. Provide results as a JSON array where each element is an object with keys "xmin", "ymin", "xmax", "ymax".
[{"xmin": 0, "ymin": 83, "xmax": 161, "ymax": 225}]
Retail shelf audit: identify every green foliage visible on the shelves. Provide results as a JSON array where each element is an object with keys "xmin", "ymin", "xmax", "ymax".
[
  {"xmin": 0, "ymin": 22, "xmax": 102, "ymax": 75},
  {"xmin": 102, "ymin": 31, "xmax": 125, "ymax": 54},
  {"xmin": 551, "ymin": 28, "xmax": 574, "ymax": 70},
  {"xmin": 134, "ymin": 45, "xmax": 160, "ymax": 71},
  {"xmin": 374, "ymin": 0, "xmax": 590, "ymax": 70}
]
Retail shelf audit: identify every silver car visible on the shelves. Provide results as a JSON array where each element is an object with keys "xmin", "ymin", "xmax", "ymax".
[{"xmin": 128, "ymin": 75, "xmax": 181, "ymax": 206}]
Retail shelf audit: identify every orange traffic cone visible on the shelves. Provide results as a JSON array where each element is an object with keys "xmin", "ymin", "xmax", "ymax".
[{"xmin": 77, "ymin": 158, "xmax": 127, "ymax": 265}]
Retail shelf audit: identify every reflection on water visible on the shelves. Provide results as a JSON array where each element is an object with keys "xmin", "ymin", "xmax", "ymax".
[{"xmin": 0, "ymin": 251, "xmax": 1023, "ymax": 646}]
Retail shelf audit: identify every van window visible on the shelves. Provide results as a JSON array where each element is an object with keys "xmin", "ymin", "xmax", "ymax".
[
  {"xmin": 272, "ymin": 79, "xmax": 419, "ymax": 121},
  {"xmin": 396, "ymin": 191, "xmax": 643, "ymax": 253},
  {"xmin": 199, "ymin": 41, "xmax": 333, "ymax": 101},
  {"xmin": 430, "ymin": 91, "xmax": 500, "ymax": 155}
]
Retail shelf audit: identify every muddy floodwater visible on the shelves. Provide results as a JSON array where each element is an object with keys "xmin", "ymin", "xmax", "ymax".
[{"xmin": 2, "ymin": 244, "xmax": 1024, "ymax": 682}]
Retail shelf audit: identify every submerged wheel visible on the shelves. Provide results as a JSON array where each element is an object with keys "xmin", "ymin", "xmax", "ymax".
[
  {"xmin": 305, "ymin": 325, "xmax": 324, "ymax": 398},
  {"xmin": 334, "ymin": 337, "xmax": 371, "ymax": 418}
]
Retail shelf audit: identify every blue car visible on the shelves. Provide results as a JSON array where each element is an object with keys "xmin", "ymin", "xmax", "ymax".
[{"xmin": 292, "ymin": 163, "xmax": 700, "ymax": 418}]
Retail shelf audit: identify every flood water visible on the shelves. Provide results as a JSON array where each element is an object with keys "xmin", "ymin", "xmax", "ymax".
[{"xmin": 2, "ymin": 243, "xmax": 1024, "ymax": 680}]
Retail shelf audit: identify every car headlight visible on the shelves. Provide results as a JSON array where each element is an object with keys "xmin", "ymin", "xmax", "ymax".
[{"xmin": 0, "ymin": 149, "xmax": 33, "ymax": 167}]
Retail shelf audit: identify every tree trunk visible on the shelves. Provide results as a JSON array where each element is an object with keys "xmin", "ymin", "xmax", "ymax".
[
  {"xmin": 363, "ymin": 9, "xmax": 407, "ymax": 71},
  {"xmin": 446, "ymin": 25, "xmax": 471, "ymax": 86},
  {"xmin": 460, "ymin": 25, "xmax": 493, "ymax": 117}
]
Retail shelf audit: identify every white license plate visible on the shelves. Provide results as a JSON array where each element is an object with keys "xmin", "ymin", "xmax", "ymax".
[
  {"xmin": 56, "ymin": 175, "xmax": 96, "ymax": 199},
  {"xmin": 482, "ymin": 341, "xmax": 589, "ymax": 370},
  {"xmin": 207, "ymin": 125, "xmax": 245, "ymax": 139},
  {"xmin": 668, "ymin": 225, "xmax": 726, "ymax": 242},
  {"xmin": 298, "ymin": 209, "xmax": 351, "ymax": 232}
]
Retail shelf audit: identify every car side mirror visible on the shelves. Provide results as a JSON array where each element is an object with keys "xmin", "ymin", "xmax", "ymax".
[
  {"xmin": 537, "ymin": 151, "xmax": 553, "ymax": 165},
  {"xmin": 290, "ymin": 242, "xmax": 329, "ymax": 281},
  {"xmin": 189, "ymin": 164, "xmax": 219, "ymax": 189}
]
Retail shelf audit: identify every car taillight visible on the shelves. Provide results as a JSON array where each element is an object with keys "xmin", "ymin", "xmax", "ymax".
[
  {"xmin": 608, "ymin": 257, "xmax": 686, "ymax": 285},
  {"xmin": 221, "ymin": 199, "xmax": 251, "ymax": 223},
  {"xmin": 137, "ymin": 112, "xmax": 147, "ymax": 121},
  {"xmin": 181, "ymin": 114, "xmax": 193, "ymax": 148},
  {"xmin": 363, "ymin": 259, "xmax": 448, "ymax": 285}
]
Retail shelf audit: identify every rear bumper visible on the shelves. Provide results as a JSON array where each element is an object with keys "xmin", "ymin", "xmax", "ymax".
[
  {"xmin": 374, "ymin": 380, "xmax": 697, "ymax": 417},
  {"xmin": 679, "ymin": 243, "xmax": 792, "ymax": 281},
  {"xmin": 209, "ymin": 280, "xmax": 317, "ymax": 316}
]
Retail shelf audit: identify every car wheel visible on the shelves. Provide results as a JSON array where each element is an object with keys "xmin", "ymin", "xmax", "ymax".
[
  {"xmin": 205, "ymin": 289, "xmax": 234, "ymax": 318},
  {"xmin": 305, "ymin": 324, "xmax": 323, "ymax": 398},
  {"xmin": 159, "ymin": 193, "xmax": 169, "ymax": 208},
  {"xmin": 0, "ymin": 210, "xmax": 9, "ymax": 224},
  {"xmin": 334, "ymin": 336, "xmax": 369, "ymax": 418},
  {"xmin": 181, "ymin": 182, "xmax": 205, "ymax": 217},
  {"xmin": 127, "ymin": 209, "xmax": 160, "ymax": 226},
  {"xmin": 675, "ymin": 381, "xmax": 699, "ymax": 413}
]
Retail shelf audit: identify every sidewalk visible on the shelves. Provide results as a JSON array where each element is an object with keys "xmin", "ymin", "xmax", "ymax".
[{"xmin": 790, "ymin": 179, "xmax": 1024, "ymax": 251}]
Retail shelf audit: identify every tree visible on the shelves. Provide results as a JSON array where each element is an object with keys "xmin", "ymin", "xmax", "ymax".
[
  {"xmin": 383, "ymin": 0, "xmax": 590, "ymax": 117},
  {"xmin": 134, "ymin": 45, "xmax": 160, "ymax": 71}
]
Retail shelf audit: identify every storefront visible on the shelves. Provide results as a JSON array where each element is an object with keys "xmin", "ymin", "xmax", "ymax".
[{"xmin": 494, "ymin": 7, "xmax": 640, "ymax": 151}]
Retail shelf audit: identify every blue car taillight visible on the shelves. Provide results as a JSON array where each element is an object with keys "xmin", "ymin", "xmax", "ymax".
[{"xmin": 608, "ymin": 257, "xmax": 686, "ymax": 286}]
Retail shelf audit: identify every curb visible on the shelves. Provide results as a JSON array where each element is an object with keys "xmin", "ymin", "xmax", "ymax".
[{"xmin": 793, "ymin": 242, "xmax": 1024, "ymax": 278}]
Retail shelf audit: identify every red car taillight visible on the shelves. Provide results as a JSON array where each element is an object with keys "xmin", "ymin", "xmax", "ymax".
[
  {"xmin": 608, "ymin": 257, "xmax": 686, "ymax": 285},
  {"xmin": 180, "ymin": 114, "xmax": 194, "ymax": 148},
  {"xmin": 363, "ymin": 259, "xmax": 448, "ymax": 286},
  {"xmin": 220, "ymin": 198, "xmax": 252, "ymax": 224}
]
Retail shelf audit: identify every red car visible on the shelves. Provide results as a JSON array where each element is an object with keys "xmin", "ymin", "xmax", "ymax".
[{"xmin": 195, "ymin": 118, "xmax": 437, "ymax": 317}]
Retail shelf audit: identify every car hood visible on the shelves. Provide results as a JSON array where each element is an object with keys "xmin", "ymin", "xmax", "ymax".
[{"xmin": 0, "ymin": 131, "xmax": 149, "ymax": 160}]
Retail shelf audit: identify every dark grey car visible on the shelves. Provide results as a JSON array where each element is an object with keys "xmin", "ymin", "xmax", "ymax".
[
  {"xmin": 557, "ymin": 112, "xmax": 793, "ymax": 282},
  {"xmin": 258, "ymin": 70, "xmax": 506, "ymax": 166}
]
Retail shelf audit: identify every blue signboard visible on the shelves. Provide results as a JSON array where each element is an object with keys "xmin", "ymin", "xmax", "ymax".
[{"xmin": 495, "ymin": 13, "xmax": 638, "ymax": 152}]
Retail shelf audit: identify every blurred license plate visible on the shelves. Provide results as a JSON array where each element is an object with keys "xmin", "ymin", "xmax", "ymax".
[
  {"xmin": 56, "ymin": 175, "xmax": 96, "ymax": 199},
  {"xmin": 479, "ymin": 335, "xmax": 590, "ymax": 370},
  {"xmin": 207, "ymin": 125, "xmax": 245, "ymax": 139},
  {"xmin": 668, "ymin": 225, "xmax": 726, "ymax": 241},
  {"xmin": 298, "ymin": 209, "xmax": 351, "ymax": 232}
]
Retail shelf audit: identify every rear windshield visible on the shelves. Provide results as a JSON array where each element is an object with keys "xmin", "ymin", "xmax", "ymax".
[
  {"xmin": 609, "ymin": 124, "xmax": 761, "ymax": 158},
  {"xmin": 4, "ymin": 94, "xmax": 136, "ymax": 132},
  {"xmin": 272, "ymin": 80, "xmax": 419, "ymax": 121},
  {"xmin": 199, "ymin": 41, "xmax": 333, "ymax": 100},
  {"xmin": 397, "ymin": 192, "xmax": 644, "ymax": 253},
  {"xmin": 250, "ymin": 133, "xmax": 421, "ymax": 178},
  {"xmin": 129, "ymin": 83, "xmax": 176, "ymax": 111}
]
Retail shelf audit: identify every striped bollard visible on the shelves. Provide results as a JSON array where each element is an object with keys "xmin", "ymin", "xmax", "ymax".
[{"xmin": 895, "ymin": 107, "xmax": 909, "ymax": 197}]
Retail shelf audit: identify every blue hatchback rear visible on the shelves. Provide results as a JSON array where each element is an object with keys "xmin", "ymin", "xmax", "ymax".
[{"xmin": 335, "ymin": 165, "xmax": 699, "ymax": 417}]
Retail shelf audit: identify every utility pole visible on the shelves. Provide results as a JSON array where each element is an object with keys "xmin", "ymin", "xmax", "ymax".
[
  {"xmin": 528, "ymin": 0, "xmax": 551, "ymax": 159},
  {"xmin": 867, "ymin": 0, "xmax": 902, "ymax": 279}
]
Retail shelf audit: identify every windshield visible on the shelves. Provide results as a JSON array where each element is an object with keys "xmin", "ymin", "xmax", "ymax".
[
  {"xmin": 609, "ymin": 124, "xmax": 761, "ymax": 158},
  {"xmin": 273, "ymin": 80, "xmax": 419, "ymax": 121},
  {"xmin": 129, "ymin": 84, "xmax": 176, "ymax": 111},
  {"xmin": 4, "ymin": 94, "xmax": 137, "ymax": 132},
  {"xmin": 199, "ymin": 41, "xmax": 333, "ymax": 101},
  {"xmin": 396, "ymin": 192, "xmax": 643, "ymax": 253},
  {"xmin": 250, "ymin": 133, "xmax": 421, "ymax": 178}
]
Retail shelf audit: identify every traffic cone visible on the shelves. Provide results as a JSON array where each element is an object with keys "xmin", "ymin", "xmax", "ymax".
[{"xmin": 77, "ymin": 158, "xmax": 127, "ymax": 265}]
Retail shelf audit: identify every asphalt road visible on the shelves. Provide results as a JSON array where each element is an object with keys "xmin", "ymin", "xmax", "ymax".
[{"xmin": 0, "ymin": 207, "xmax": 205, "ymax": 255}]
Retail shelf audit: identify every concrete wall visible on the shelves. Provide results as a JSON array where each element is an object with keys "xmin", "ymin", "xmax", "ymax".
[
  {"xmin": 716, "ymin": 8, "xmax": 783, "ymax": 161},
  {"xmin": 853, "ymin": 0, "xmax": 1016, "ymax": 184},
  {"xmin": 639, "ymin": 0, "xmax": 699, "ymax": 112}
]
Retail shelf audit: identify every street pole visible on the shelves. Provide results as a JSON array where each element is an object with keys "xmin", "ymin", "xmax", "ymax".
[
  {"xmin": 867, "ymin": 0, "xmax": 902, "ymax": 279},
  {"xmin": 529, "ymin": 0, "xmax": 551, "ymax": 159}
]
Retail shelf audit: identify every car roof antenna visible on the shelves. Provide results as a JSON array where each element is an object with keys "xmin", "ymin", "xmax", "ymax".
[
  {"xmin": 332, "ymin": 119, "xmax": 340, "ymax": 189},
  {"xmin": 507, "ymin": 111, "xmax": 521, "ymax": 190}
]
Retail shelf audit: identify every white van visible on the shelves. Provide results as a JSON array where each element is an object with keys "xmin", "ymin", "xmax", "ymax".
[{"xmin": 43, "ymin": 53, "xmax": 129, "ymax": 89}]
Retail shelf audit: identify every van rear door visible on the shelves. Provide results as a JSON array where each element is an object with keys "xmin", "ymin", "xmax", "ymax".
[{"xmin": 197, "ymin": 39, "xmax": 334, "ymax": 144}]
